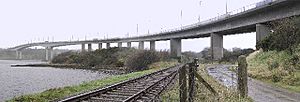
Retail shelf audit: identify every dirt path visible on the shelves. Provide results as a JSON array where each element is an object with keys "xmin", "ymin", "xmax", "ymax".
[{"xmin": 206, "ymin": 65, "xmax": 300, "ymax": 102}]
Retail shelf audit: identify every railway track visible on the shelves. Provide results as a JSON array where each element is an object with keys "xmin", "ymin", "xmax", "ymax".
[{"xmin": 58, "ymin": 64, "xmax": 183, "ymax": 102}]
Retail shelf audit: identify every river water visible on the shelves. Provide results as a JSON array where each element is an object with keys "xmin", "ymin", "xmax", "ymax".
[{"xmin": 0, "ymin": 60, "xmax": 112, "ymax": 101}]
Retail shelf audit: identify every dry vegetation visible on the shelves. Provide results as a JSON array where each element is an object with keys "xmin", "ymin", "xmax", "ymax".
[{"xmin": 161, "ymin": 64, "xmax": 253, "ymax": 102}]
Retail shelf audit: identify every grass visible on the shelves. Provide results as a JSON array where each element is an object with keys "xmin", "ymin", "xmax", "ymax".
[
  {"xmin": 247, "ymin": 50, "xmax": 300, "ymax": 93},
  {"xmin": 161, "ymin": 64, "xmax": 253, "ymax": 102},
  {"xmin": 7, "ymin": 61, "xmax": 178, "ymax": 102}
]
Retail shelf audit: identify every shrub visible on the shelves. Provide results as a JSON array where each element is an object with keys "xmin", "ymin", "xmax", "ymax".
[
  {"xmin": 51, "ymin": 48, "xmax": 124, "ymax": 67},
  {"xmin": 271, "ymin": 74, "xmax": 281, "ymax": 83},
  {"xmin": 157, "ymin": 50, "xmax": 171, "ymax": 61},
  {"xmin": 268, "ymin": 61, "xmax": 279, "ymax": 70},
  {"xmin": 125, "ymin": 50, "xmax": 160, "ymax": 71},
  {"xmin": 51, "ymin": 48, "xmax": 171, "ymax": 71},
  {"xmin": 221, "ymin": 48, "xmax": 255, "ymax": 63},
  {"xmin": 256, "ymin": 17, "xmax": 300, "ymax": 53},
  {"xmin": 283, "ymin": 74, "xmax": 300, "ymax": 86},
  {"xmin": 51, "ymin": 51, "xmax": 76, "ymax": 64}
]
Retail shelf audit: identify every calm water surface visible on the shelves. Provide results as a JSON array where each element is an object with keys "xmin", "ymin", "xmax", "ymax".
[{"xmin": 0, "ymin": 60, "xmax": 111, "ymax": 101}]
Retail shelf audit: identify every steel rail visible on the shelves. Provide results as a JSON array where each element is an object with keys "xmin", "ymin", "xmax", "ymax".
[{"xmin": 58, "ymin": 64, "xmax": 183, "ymax": 102}]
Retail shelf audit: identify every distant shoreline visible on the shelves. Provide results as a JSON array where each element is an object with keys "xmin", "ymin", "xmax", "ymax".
[{"xmin": 11, "ymin": 63, "xmax": 127, "ymax": 75}]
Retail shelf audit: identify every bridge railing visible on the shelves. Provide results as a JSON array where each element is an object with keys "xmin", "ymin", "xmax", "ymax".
[
  {"xmin": 120, "ymin": 0, "xmax": 277, "ymax": 39},
  {"xmin": 17, "ymin": 0, "xmax": 278, "ymax": 47}
]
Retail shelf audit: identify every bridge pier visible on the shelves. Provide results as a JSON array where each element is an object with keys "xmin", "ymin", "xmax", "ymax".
[
  {"xmin": 45, "ymin": 47, "xmax": 53, "ymax": 61},
  {"xmin": 211, "ymin": 33, "xmax": 223, "ymax": 60},
  {"xmin": 46, "ymin": 49, "xmax": 49, "ymax": 61},
  {"xmin": 16, "ymin": 51, "xmax": 22, "ymax": 60},
  {"xmin": 170, "ymin": 38, "xmax": 181, "ymax": 57},
  {"xmin": 19, "ymin": 51, "xmax": 22, "ymax": 59},
  {"xmin": 50, "ymin": 48, "xmax": 54, "ymax": 61},
  {"xmin": 150, "ymin": 41, "xmax": 155, "ymax": 50},
  {"xmin": 81, "ymin": 44, "xmax": 86, "ymax": 52},
  {"xmin": 98, "ymin": 43, "xmax": 102, "ymax": 50},
  {"xmin": 138, "ymin": 41, "xmax": 144, "ymax": 49},
  {"xmin": 118, "ymin": 42, "xmax": 122, "ymax": 48},
  {"xmin": 127, "ymin": 42, "xmax": 131, "ymax": 48},
  {"xmin": 88, "ymin": 44, "xmax": 92, "ymax": 52},
  {"xmin": 256, "ymin": 24, "xmax": 271, "ymax": 43},
  {"xmin": 16, "ymin": 51, "xmax": 19, "ymax": 59},
  {"xmin": 106, "ymin": 43, "xmax": 110, "ymax": 49}
]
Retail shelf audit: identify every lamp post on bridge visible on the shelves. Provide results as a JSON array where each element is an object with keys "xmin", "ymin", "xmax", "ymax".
[{"xmin": 198, "ymin": 0, "xmax": 202, "ymax": 22}]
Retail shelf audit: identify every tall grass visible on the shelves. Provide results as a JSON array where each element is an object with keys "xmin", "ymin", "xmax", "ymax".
[
  {"xmin": 161, "ymin": 64, "xmax": 253, "ymax": 102},
  {"xmin": 247, "ymin": 50, "xmax": 300, "ymax": 92}
]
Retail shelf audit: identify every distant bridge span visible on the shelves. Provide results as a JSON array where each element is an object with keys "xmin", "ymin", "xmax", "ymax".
[{"xmin": 9, "ymin": 0, "xmax": 300, "ymax": 61}]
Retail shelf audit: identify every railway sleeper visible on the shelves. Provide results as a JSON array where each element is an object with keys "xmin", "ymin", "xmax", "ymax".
[
  {"xmin": 106, "ymin": 91, "xmax": 135, "ymax": 96},
  {"xmin": 121, "ymin": 86, "xmax": 147, "ymax": 89},
  {"xmin": 88, "ymin": 97, "xmax": 123, "ymax": 102},
  {"xmin": 98, "ymin": 94, "xmax": 129, "ymax": 99},
  {"xmin": 116, "ymin": 87, "xmax": 141, "ymax": 91}
]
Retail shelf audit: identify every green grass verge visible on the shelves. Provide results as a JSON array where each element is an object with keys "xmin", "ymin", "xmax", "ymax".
[
  {"xmin": 7, "ymin": 61, "xmax": 178, "ymax": 102},
  {"xmin": 247, "ymin": 50, "xmax": 300, "ymax": 93},
  {"xmin": 161, "ymin": 64, "xmax": 253, "ymax": 102}
]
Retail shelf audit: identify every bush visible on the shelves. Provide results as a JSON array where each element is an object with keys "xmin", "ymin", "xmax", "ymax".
[
  {"xmin": 283, "ymin": 74, "xmax": 300, "ymax": 86},
  {"xmin": 221, "ymin": 48, "xmax": 254, "ymax": 63},
  {"xmin": 271, "ymin": 74, "xmax": 282, "ymax": 83},
  {"xmin": 256, "ymin": 17, "xmax": 300, "ymax": 53},
  {"xmin": 157, "ymin": 50, "xmax": 171, "ymax": 61},
  {"xmin": 125, "ymin": 50, "xmax": 160, "ymax": 71},
  {"xmin": 51, "ymin": 48, "xmax": 125, "ymax": 67},
  {"xmin": 51, "ymin": 48, "xmax": 171, "ymax": 71},
  {"xmin": 268, "ymin": 61, "xmax": 279, "ymax": 70},
  {"xmin": 51, "ymin": 51, "xmax": 76, "ymax": 64}
]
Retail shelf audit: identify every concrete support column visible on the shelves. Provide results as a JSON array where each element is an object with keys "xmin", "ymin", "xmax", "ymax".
[
  {"xmin": 118, "ymin": 42, "xmax": 122, "ymax": 48},
  {"xmin": 138, "ymin": 41, "xmax": 144, "ymax": 49},
  {"xmin": 45, "ymin": 47, "xmax": 54, "ymax": 61},
  {"xmin": 19, "ymin": 51, "xmax": 22, "ymax": 59},
  {"xmin": 170, "ymin": 38, "xmax": 182, "ymax": 57},
  {"xmin": 50, "ymin": 48, "xmax": 54, "ymax": 60},
  {"xmin": 256, "ymin": 24, "xmax": 271, "ymax": 43},
  {"xmin": 106, "ymin": 43, "xmax": 110, "ymax": 49},
  {"xmin": 45, "ymin": 48, "xmax": 49, "ymax": 61},
  {"xmin": 16, "ymin": 51, "xmax": 19, "ymax": 59},
  {"xmin": 127, "ymin": 42, "xmax": 131, "ymax": 48},
  {"xmin": 98, "ymin": 43, "xmax": 102, "ymax": 50},
  {"xmin": 150, "ymin": 41, "xmax": 155, "ymax": 50},
  {"xmin": 211, "ymin": 33, "xmax": 223, "ymax": 60},
  {"xmin": 81, "ymin": 44, "xmax": 86, "ymax": 52},
  {"xmin": 16, "ymin": 51, "xmax": 22, "ymax": 60},
  {"xmin": 88, "ymin": 43, "xmax": 92, "ymax": 52}
]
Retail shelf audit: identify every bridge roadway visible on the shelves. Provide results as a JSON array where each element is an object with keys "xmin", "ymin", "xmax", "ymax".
[{"xmin": 9, "ymin": 0, "xmax": 300, "ymax": 61}]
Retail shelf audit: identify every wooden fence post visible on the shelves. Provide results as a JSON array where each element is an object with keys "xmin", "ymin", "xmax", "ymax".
[
  {"xmin": 179, "ymin": 64, "xmax": 187, "ymax": 102},
  {"xmin": 237, "ymin": 55, "xmax": 248, "ymax": 97},
  {"xmin": 188, "ymin": 61, "xmax": 197, "ymax": 102}
]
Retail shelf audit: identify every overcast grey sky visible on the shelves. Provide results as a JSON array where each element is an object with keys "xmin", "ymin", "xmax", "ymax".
[{"xmin": 0, "ymin": 0, "xmax": 261, "ymax": 52}]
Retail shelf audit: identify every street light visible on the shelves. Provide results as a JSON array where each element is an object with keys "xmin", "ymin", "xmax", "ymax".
[
  {"xmin": 180, "ymin": 10, "xmax": 183, "ymax": 29},
  {"xmin": 136, "ymin": 24, "xmax": 139, "ymax": 36},
  {"xmin": 198, "ymin": 0, "xmax": 202, "ymax": 22},
  {"xmin": 226, "ymin": 0, "xmax": 228, "ymax": 14}
]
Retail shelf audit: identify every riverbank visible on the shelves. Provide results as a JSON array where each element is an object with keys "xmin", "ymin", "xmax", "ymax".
[
  {"xmin": 8, "ymin": 61, "xmax": 177, "ymax": 102},
  {"xmin": 11, "ymin": 63, "xmax": 127, "ymax": 74},
  {"xmin": 0, "ymin": 60, "xmax": 113, "ymax": 101}
]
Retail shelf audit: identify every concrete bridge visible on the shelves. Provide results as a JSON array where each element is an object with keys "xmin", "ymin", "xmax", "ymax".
[{"xmin": 9, "ymin": 0, "xmax": 300, "ymax": 61}]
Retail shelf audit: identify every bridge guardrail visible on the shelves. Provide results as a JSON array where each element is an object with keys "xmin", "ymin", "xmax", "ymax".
[
  {"xmin": 12, "ymin": 0, "xmax": 278, "ymax": 49},
  {"xmin": 119, "ymin": 0, "xmax": 277, "ymax": 39}
]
